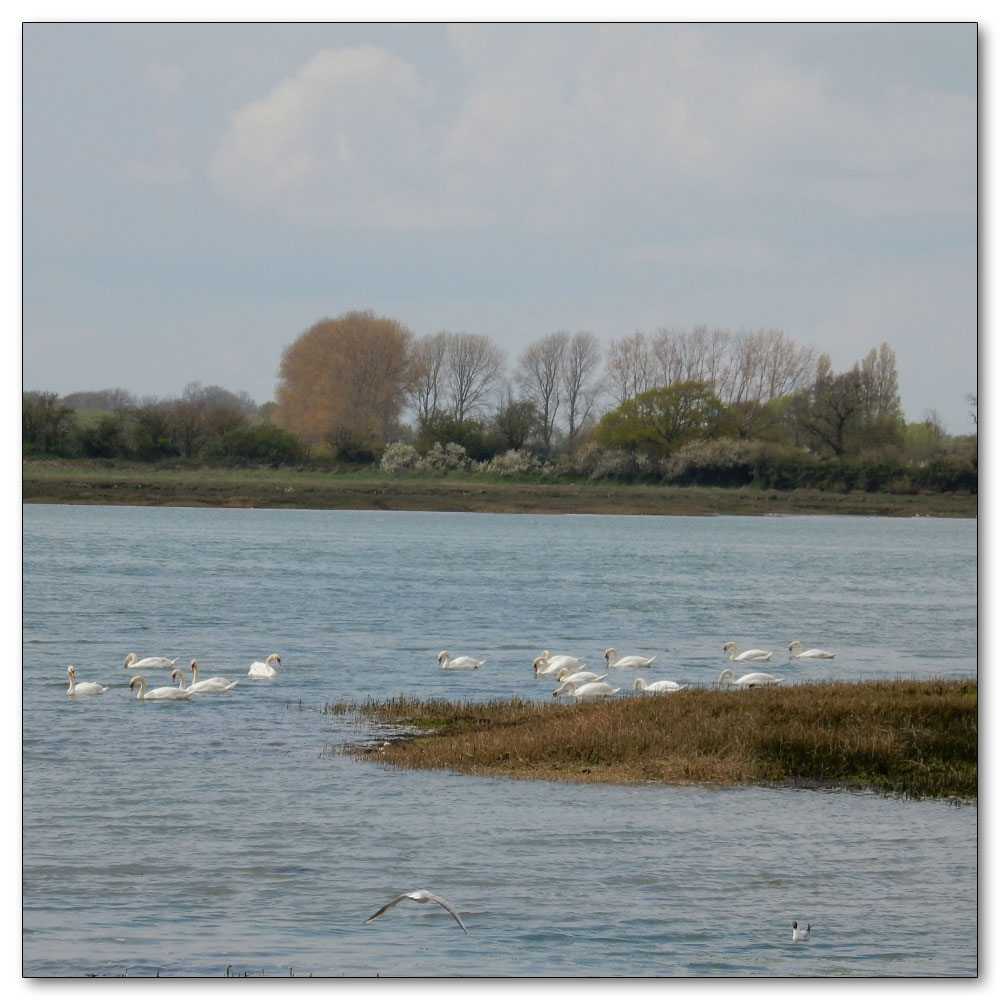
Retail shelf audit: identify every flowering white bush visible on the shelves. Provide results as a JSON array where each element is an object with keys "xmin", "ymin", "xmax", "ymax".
[
  {"xmin": 379, "ymin": 441, "xmax": 420, "ymax": 473},
  {"xmin": 481, "ymin": 449, "xmax": 543, "ymax": 476},
  {"xmin": 417, "ymin": 441, "xmax": 469, "ymax": 471}
]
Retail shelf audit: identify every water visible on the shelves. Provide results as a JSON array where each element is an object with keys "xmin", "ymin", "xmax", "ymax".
[{"xmin": 21, "ymin": 505, "xmax": 978, "ymax": 977}]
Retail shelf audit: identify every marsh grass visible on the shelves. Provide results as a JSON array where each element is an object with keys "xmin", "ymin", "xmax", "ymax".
[{"xmin": 327, "ymin": 679, "xmax": 977, "ymax": 799}]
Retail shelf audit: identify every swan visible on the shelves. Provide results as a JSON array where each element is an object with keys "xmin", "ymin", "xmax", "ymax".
[
  {"xmin": 717, "ymin": 668, "xmax": 782, "ymax": 689},
  {"xmin": 723, "ymin": 642, "xmax": 773, "ymax": 662},
  {"xmin": 555, "ymin": 668, "xmax": 607, "ymax": 685},
  {"xmin": 791, "ymin": 920, "xmax": 812, "ymax": 941},
  {"xmin": 533, "ymin": 651, "xmax": 584, "ymax": 675},
  {"xmin": 248, "ymin": 654, "xmax": 281, "ymax": 678},
  {"xmin": 129, "ymin": 675, "xmax": 190, "ymax": 701},
  {"xmin": 123, "ymin": 652, "xmax": 178, "ymax": 670},
  {"xmin": 66, "ymin": 665, "xmax": 107, "ymax": 696},
  {"xmin": 552, "ymin": 679, "xmax": 620, "ymax": 699},
  {"xmin": 187, "ymin": 659, "xmax": 239, "ymax": 693},
  {"xmin": 437, "ymin": 651, "xmax": 485, "ymax": 670},
  {"xmin": 633, "ymin": 677, "xmax": 687, "ymax": 693},
  {"xmin": 788, "ymin": 640, "xmax": 836, "ymax": 659},
  {"xmin": 604, "ymin": 648, "xmax": 656, "ymax": 669},
  {"xmin": 363, "ymin": 889, "xmax": 468, "ymax": 934}
]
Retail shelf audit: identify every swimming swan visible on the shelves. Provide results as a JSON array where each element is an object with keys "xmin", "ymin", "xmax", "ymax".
[
  {"xmin": 248, "ymin": 654, "xmax": 281, "ymax": 678},
  {"xmin": 437, "ymin": 651, "xmax": 485, "ymax": 670},
  {"xmin": 604, "ymin": 648, "xmax": 656, "ymax": 668},
  {"xmin": 183, "ymin": 661, "xmax": 239, "ymax": 693},
  {"xmin": 364, "ymin": 889, "xmax": 469, "ymax": 934},
  {"xmin": 123, "ymin": 653, "xmax": 178, "ymax": 670},
  {"xmin": 129, "ymin": 675, "xmax": 190, "ymax": 700},
  {"xmin": 66, "ymin": 665, "xmax": 107, "ymax": 696},
  {"xmin": 553, "ymin": 679, "xmax": 620, "ymax": 699},
  {"xmin": 555, "ymin": 669, "xmax": 607, "ymax": 685},
  {"xmin": 533, "ymin": 651, "xmax": 584, "ymax": 675},
  {"xmin": 788, "ymin": 641, "xmax": 836, "ymax": 659},
  {"xmin": 791, "ymin": 920, "xmax": 812, "ymax": 941},
  {"xmin": 723, "ymin": 642, "xmax": 773, "ymax": 662},
  {"xmin": 717, "ymin": 669, "xmax": 782, "ymax": 689},
  {"xmin": 633, "ymin": 677, "xmax": 687, "ymax": 693}
]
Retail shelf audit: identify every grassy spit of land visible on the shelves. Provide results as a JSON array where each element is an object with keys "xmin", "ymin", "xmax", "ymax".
[
  {"xmin": 22, "ymin": 461, "xmax": 977, "ymax": 517},
  {"xmin": 327, "ymin": 679, "xmax": 977, "ymax": 800}
]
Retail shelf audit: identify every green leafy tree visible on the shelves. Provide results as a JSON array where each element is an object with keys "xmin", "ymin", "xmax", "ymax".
[
  {"xmin": 594, "ymin": 381, "xmax": 731, "ymax": 460},
  {"xmin": 23, "ymin": 392, "xmax": 76, "ymax": 456}
]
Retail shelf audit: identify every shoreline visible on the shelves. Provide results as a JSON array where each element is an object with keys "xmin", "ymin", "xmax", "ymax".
[{"xmin": 21, "ymin": 463, "xmax": 978, "ymax": 517}]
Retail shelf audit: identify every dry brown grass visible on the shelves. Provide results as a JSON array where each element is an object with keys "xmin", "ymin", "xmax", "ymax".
[{"xmin": 328, "ymin": 678, "xmax": 977, "ymax": 799}]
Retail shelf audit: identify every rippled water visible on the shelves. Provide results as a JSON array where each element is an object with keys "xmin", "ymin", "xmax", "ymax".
[{"xmin": 22, "ymin": 505, "xmax": 977, "ymax": 977}]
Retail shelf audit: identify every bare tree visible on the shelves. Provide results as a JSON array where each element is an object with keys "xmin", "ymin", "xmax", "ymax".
[
  {"xmin": 442, "ymin": 332, "xmax": 505, "ymax": 422},
  {"xmin": 605, "ymin": 331, "xmax": 655, "ymax": 406},
  {"xmin": 561, "ymin": 330, "xmax": 604, "ymax": 449},
  {"xmin": 408, "ymin": 331, "xmax": 449, "ymax": 423},
  {"xmin": 517, "ymin": 331, "xmax": 567, "ymax": 453}
]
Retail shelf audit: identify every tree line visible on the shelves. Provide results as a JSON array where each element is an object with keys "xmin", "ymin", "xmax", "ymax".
[{"xmin": 23, "ymin": 309, "xmax": 976, "ymax": 494}]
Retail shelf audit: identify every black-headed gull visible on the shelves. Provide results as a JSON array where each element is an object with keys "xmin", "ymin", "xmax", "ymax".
[
  {"xmin": 791, "ymin": 920, "xmax": 812, "ymax": 941},
  {"xmin": 364, "ymin": 889, "xmax": 469, "ymax": 933}
]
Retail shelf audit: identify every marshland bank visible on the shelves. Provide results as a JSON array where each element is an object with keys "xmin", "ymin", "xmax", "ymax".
[
  {"xmin": 22, "ymin": 461, "xmax": 977, "ymax": 517},
  {"xmin": 328, "ymin": 679, "xmax": 978, "ymax": 800}
]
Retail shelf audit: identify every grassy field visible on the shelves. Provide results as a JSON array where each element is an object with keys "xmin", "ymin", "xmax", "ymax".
[
  {"xmin": 327, "ymin": 679, "xmax": 978, "ymax": 799},
  {"xmin": 22, "ymin": 460, "xmax": 978, "ymax": 517}
]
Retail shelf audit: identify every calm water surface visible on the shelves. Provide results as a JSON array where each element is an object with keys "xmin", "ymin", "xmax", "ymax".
[{"xmin": 22, "ymin": 505, "xmax": 977, "ymax": 977}]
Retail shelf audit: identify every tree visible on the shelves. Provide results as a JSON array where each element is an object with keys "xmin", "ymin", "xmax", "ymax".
[
  {"xmin": 408, "ymin": 331, "xmax": 449, "ymax": 423},
  {"xmin": 561, "ymin": 331, "xmax": 603, "ymax": 450},
  {"xmin": 605, "ymin": 331, "xmax": 655, "ymax": 405},
  {"xmin": 441, "ymin": 332, "xmax": 505, "ymax": 422},
  {"xmin": 594, "ymin": 381, "xmax": 731, "ymax": 460},
  {"xmin": 23, "ymin": 392, "xmax": 75, "ymax": 456},
  {"xmin": 273, "ymin": 310, "xmax": 414, "ymax": 449},
  {"xmin": 490, "ymin": 387, "xmax": 540, "ymax": 453},
  {"xmin": 516, "ymin": 332, "xmax": 566, "ymax": 453}
]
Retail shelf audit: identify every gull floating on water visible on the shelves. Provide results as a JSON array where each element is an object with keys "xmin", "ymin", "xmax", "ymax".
[
  {"xmin": 363, "ymin": 889, "xmax": 469, "ymax": 934},
  {"xmin": 791, "ymin": 920, "xmax": 812, "ymax": 941}
]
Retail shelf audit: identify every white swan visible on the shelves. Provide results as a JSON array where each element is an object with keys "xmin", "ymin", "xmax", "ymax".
[
  {"xmin": 788, "ymin": 640, "xmax": 836, "ymax": 659},
  {"xmin": 633, "ymin": 677, "xmax": 687, "ymax": 693},
  {"xmin": 123, "ymin": 652, "xmax": 178, "ymax": 670},
  {"xmin": 66, "ymin": 665, "xmax": 107, "ymax": 696},
  {"xmin": 552, "ymin": 679, "xmax": 621, "ymax": 699},
  {"xmin": 604, "ymin": 648, "xmax": 656, "ymax": 669},
  {"xmin": 248, "ymin": 654, "xmax": 281, "ymax": 678},
  {"xmin": 555, "ymin": 668, "xmax": 607, "ymax": 685},
  {"xmin": 187, "ymin": 659, "xmax": 239, "ymax": 693},
  {"xmin": 437, "ymin": 651, "xmax": 485, "ymax": 670},
  {"xmin": 723, "ymin": 642, "xmax": 773, "ymax": 662},
  {"xmin": 364, "ymin": 889, "xmax": 469, "ymax": 934},
  {"xmin": 717, "ymin": 668, "xmax": 782, "ymax": 689},
  {"xmin": 791, "ymin": 920, "xmax": 812, "ymax": 941},
  {"xmin": 533, "ymin": 651, "xmax": 584, "ymax": 675},
  {"xmin": 129, "ymin": 675, "xmax": 190, "ymax": 701}
]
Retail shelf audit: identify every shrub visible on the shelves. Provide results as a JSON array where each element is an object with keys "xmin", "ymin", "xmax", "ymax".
[
  {"xmin": 661, "ymin": 437, "xmax": 756, "ymax": 487},
  {"xmin": 479, "ymin": 449, "xmax": 544, "ymax": 476},
  {"xmin": 417, "ymin": 442, "xmax": 470, "ymax": 472},
  {"xmin": 379, "ymin": 441, "xmax": 421, "ymax": 473}
]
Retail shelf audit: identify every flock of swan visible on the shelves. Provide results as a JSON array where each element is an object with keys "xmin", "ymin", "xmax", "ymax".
[
  {"xmin": 433, "ymin": 640, "xmax": 838, "ymax": 699},
  {"xmin": 65, "ymin": 653, "xmax": 284, "ymax": 699}
]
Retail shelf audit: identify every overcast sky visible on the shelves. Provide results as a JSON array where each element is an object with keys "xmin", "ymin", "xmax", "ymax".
[{"xmin": 21, "ymin": 21, "xmax": 977, "ymax": 432}]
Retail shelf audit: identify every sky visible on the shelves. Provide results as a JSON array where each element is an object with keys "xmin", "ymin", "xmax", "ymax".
[{"xmin": 21, "ymin": 20, "xmax": 979, "ymax": 432}]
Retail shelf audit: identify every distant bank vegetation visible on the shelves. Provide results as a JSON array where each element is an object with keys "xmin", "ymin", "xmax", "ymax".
[{"xmin": 23, "ymin": 311, "xmax": 977, "ymax": 496}]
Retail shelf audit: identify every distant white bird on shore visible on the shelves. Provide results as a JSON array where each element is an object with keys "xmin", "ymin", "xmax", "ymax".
[
  {"xmin": 633, "ymin": 677, "xmax": 686, "ymax": 693},
  {"xmin": 248, "ymin": 654, "xmax": 281, "ymax": 678},
  {"xmin": 717, "ymin": 669, "xmax": 782, "ymax": 689},
  {"xmin": 66, "ymin": 665, "xmax": 107, "ymax": 696},
  {"xmin": 604, "ymin": 648, "xmax": 656, "ymax": 669},
  {"xmin": 791, "ymin": 920, "xmax": 812, "ymax": 941},
  {"xmin": 363, "ymin": 889, "xmax": 469, "ymax": 934},
  {"xmin": 123, "ymin": 653, "xmax": 178, "ymax": 670},
  {"xmin": 723, "ymin": 642, "xmax": 772, "ymax": 662},
  {"xmin": 788, "ymin": 641, "xmax": 836, "ymax": 659},
  {"xmin": 437, "ymin": 651, "xmax": 485, "ymax": 670}
]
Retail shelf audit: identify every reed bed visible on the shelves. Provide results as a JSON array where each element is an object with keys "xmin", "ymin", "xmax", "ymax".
[{"xmin": 327, "ymin": 679, "xmax": 977, "ymax": 799}]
